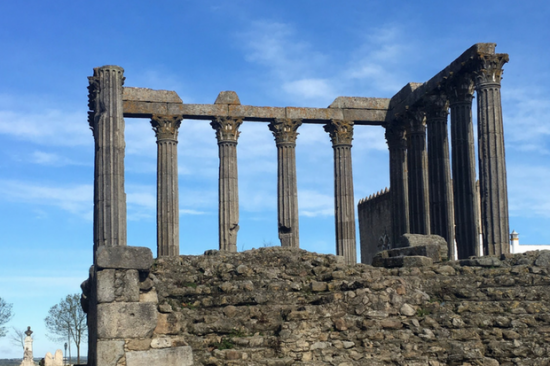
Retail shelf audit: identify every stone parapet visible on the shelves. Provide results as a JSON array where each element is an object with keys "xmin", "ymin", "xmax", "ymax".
[{"xmin": 125, "ymin": 247, "xmax": 550, "ymax": 365}]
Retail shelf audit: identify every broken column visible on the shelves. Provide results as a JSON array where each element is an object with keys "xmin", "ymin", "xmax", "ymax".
[
  {"xmin": 406, "ymin": 110, "xmax": 430, "ymax": 235},
  {"xmin": 211, "ymin": 116, "xmax": 243, "ymax": 252},
  {"xmin": 324, "ymin": 120, "xmax": 357, "ymax": 264},
  {"xmin": 151, "ymin": 115, "xmax": 182, "ymax": 257},
  {"xmin": 88, "ymin": 65, "xmax": 127, "ymax": 258},
  {"xmin": 474, "ymin": 53, "xmax": 510, "ymax": 255},
  {"xmin": 385, "ymin": 124, "xmax": 409, "ymax": 247},
  {"xmin": 268, "ymin": 118, "xmax": 302, "ymax": 248},
  {"xmin": 447, "ymin": 74, "xmax": 481, "ymax": 258},
  {"xmin": 425, "ymin": 94, "xmax": 455, "ymax": 260}
]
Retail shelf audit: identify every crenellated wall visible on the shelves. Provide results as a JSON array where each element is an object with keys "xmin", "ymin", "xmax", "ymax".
[{"xmin": 357, "ymin": 188, "xmax": 391, "ymax": 265}]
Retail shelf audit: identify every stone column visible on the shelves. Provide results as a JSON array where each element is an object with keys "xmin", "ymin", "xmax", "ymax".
[
  {"xmin": 211, "ymin": 117, "xmax": 243, "ymax": 252},
  {"xmin": 473, "ymin": 53, "xmax": 510, "ymax": 255},
  {"xmin": 406, "ymin": 111, "xmax": 430, "ymax": 235},
  {"xmin": 151, "ymin": 115, "xmax": 182, "ymax": 257},
  {"xmin": 448, "ymin": 74, "xmax": 481, "ymax": 258},
  {"xmin": 385, "ymin": 124, "xmax": 409, "ymax": 247},
  {"xmin": 425, "ymin": 94, "xmax": 455, "ymax": 260},
  {"xmin": 324, "ymin": 120, "xmax": 357, "ymax": 264},
  {"xmin": 268, "ymin": 118, "xmax": 302, "ymax": 248},
  {"xmin": 88, "ymin": 65, "xmax": 127, "ymax": 258}
]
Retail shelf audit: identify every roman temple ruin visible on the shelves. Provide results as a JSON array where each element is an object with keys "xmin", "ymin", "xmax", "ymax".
[
  {"xmin": 83, "ymin": 43, "xmax": 519, "ymax": 366},
  {"xmin": 87, "ymin": 43, "xmax": 509, "ymax": 264}
]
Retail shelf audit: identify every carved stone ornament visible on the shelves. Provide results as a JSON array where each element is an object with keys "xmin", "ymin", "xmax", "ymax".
[
  {"xmin": 424, "ymin": 94, "xmax": 449, "ymax": 120},
  {"xmin": 407, "ymin": 110, "xmax": 426, "ymax": 135},
  {"xmin": 324, "ymin": 119, "xmax": 354, "ymax": 146},
  {"xmin": 473, "ymin": 53, "xmax": 509, "ymax": 86},
  {"xmin": 446, "ymin": 73, "xmax": 475, "ymax": 104},
  {"xmin": 210, "ymin": 117, "xmax": 243, "ymax": 142},
  {"xmin": 385, "ymin": 124, "xmax": 407, "ymax": 149},
  {"xmin": 87, "ymin": 66, "xmax": 125, "ymax": 132},
  {"xmin": 268, "ymin": 118, "xmax": 303, "ymax": 145},
  {"xmin": 151, "ymin": 115, "xmax": 183, "ymax": 140}
]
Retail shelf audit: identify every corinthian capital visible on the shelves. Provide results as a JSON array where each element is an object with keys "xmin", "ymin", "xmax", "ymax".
[
  {"xmin": 446, "ymin": 73, "xmax": 475, "ymax": 104},
  {"xmin": 324, "ymin": 119, "xmax": 354, "ymax": 146},
  {"xmin": 151, "ymin": 115, "xmax": 183, "ymax": 141},
  {"xmin": 268, "ymin": 118, "xmax": 303, "ymax": 145},
  {"xmin": 473, "ymin": 53, "xmax": 509, "ymax": 86},
  {"xmin": 385, "ymin": 124, "xmax": 407, "ymax": 150},
  {"xmin": 424, "ymin": 94, "xmax": 449, "ymax": 120},
  {"xmin": 210, "ymin": 116, "xmax": 243, "ymax": 142}
]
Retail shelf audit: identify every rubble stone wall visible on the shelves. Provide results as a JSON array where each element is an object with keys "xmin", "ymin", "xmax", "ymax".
[{"xmin": 86, "ymin": 246, "xmax": 550, "ymax": 365}]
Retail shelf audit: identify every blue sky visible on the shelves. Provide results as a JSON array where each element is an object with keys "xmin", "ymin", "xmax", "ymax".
[{"xmin": 1, "ymin": 0, "xmax": 549, "ymax": 359}]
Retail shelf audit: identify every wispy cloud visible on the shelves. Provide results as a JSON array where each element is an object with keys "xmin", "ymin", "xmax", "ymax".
[
  {"xmin": 0, "ymin": 109, "xmax": 91, "ymax": 147},
  {"xmin": 0, "ymin": 179, "xmax": 93, "ymax": 219},
  {"xmin": 503, "ymin": 86, "xmax": 550, "ymax": 154},
  {"xmin": 343, "ymin": 25, "xmax": 415, "ymax": 93},
  {"xmin": 508, "ymin": 164, "xmax": 550, "ymax": 218},
  {"xmin": 28, "ymin": 150, "xmax": 87, "ymax": 166},
  {"xmin": 299, "ymin": 189, "xmax": 334, "ymax": 217}
]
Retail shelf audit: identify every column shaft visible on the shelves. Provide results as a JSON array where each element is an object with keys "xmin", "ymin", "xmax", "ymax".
[
  {"xmin": 88, "ymin": 65, "xmax": 127, "ymax": 258},
  {"xmin": 385, "ymin": 125, "xmax": 409, "ymax": 247},
  {"xmin": 448, "ymin": 76, "xmax": 481, "ymax": 258},
  {"xmin": 426, "ymin": 95, "xmax": 455, "ymax": 260},
  {"xmin": 211, "ymin": 117, "xmax": 242, "ymax": 252},
  {"xmin": 269, "ymin": 119, "xmax": 302, "ymax": 248},
  {"xmin": 407, "ymin": 112, "xmax": 430, "ymax": 234},
  {"xmin": 474, "ymin": 54, "xmax": 510, "ymax": 255},
  {"xmin": 151, "ymin": 115, "xmax": 182, "ymax": 257},
  {"xmin": 324, "ymin": 120, "xmax": 356, "ymax": 264}
]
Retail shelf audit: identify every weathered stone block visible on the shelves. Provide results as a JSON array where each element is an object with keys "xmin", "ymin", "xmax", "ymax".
[
  {"xmin": 534, "ymin": 251, "xmax": 550, "ymax": 267},
  {"xmin": 97, "ymin": 302, "xmax": 157, "ymax": 339},
  {"xmin": 123, "ymin": 87, "xmax": 182, "ymax": 103},
  {"xmin": 96, "ymin": 340, "xmax": 125, "ymax": 366},
  {"xmin": 284, "ymin": 106, "xmax": 343, "ymax": 120},
  {"xmin": 96, "ymin": 246, "xmax": 153, "ymax": 270},
  {"xmin": 460, "ymin": 256, "xmax": 503, "ymax": 267},
  {"xmin": 372, "ymin": 255, "xmax": 433, "ymax": 268},
  {"xmin": 126, "ymin": 346, "xmax": 193, "ymax": 366},
  {"xmin": 155, "ymin": 312, "xmax": 183, "ymax": 334},
  {"xmin": 140, "ymin": 289, "xmax": 158, "ymax": 303},
  {"xmin": 214, "ymin": 91, "xmax": 241, "ymax": 105},
  {"xmin": 114, "ymin": 269, "xmax": 139, "ymax": 302},
  {"xmin": 97, "ymin": 269, "xmax": 115, "ymax": 303},
  {"xmin": 328, "ymin": 97, "xmax": 390, "ymax": 110},
  {"xmin": 401, "ymin": 234, "xmax": 448, "ymax": 260}
]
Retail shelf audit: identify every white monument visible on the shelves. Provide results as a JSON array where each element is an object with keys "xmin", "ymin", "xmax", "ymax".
[{"xmin": 19, "ymin": 326, "xmax": 34, "ymax": 366}]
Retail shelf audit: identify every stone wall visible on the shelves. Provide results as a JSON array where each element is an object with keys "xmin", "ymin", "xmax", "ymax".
[
  {"xmin": 358, "ymin": 189, "xmax": 391, "ymax": 264},
  {"xmin": 84, "ymin": 246, "xmax": 550, "ymax": 365}
]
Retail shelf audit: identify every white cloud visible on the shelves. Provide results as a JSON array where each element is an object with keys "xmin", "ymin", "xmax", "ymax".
[
  {"xmin": 0, "ymin": 179, "xmax": 93, "ymax": 219},
  {"xmin": 28, "ymin": 150, "xmax": 86, "ymax": 166},
  {"xmin": 508, "ymin": 164, "xmax": 550, "ymax": 218},
  {"xmin": 298, "ymin": 189, "xmax": 334, "ymax": 218},
  {"xmin": 502, "ymin": 86, "xmax": 550, "ymax": 154},
  {"xmin": 0, "ymin": 109, "xmax": 91, "ymax": 147},
  {"xmin": 282, "ymin": 78, "xmax": 335, "ymax": 101},
  {"xmin": 343, "ymin": 25, "xmax": 414, "ymax": 93}
]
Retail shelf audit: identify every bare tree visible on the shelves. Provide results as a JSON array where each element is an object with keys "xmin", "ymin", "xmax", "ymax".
[
  {"xmin": 44, "ymin": 294, "xmax": 87, "ymax": 364},
  {"xmin": 0, "ymin": 297, "xmax": 13, "ymax": 337},
  {"xmin": 10, "ymin": 326, "xmax": 35, "ymax": 349}
]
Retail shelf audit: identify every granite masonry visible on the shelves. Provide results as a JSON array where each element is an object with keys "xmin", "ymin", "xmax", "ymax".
[
  {"xmin": 82, "ymin": 245, "xmax": 550, "ymax": 365},
  {"xmin": 83, "ymin": 43, "xmax": 517, "ymax": 364}
]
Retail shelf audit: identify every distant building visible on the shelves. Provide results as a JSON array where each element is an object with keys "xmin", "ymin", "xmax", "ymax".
[{"xmin": 510, "ymin": 230, "xmax": 550, "ymax": 253}]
